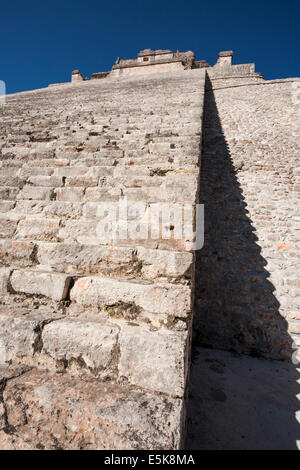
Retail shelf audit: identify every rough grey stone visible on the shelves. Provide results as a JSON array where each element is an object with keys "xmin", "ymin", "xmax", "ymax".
[{"xmin": 10, "ymin": 269, "xmax": 71, "ymax": 300}]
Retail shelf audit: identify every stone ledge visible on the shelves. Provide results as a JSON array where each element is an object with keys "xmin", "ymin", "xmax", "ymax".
[{"xmin": 1, "ymin": 369, "xmax": 183, "ymax": 450}]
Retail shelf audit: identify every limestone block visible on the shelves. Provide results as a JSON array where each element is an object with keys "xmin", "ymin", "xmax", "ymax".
[
  {"xmin": 42, "ymin": 317, "xmax": 119, "ymax": 371},
  {"xmin": 16, "ymin": 217, "xmax": 60, "ymax": 241},
  {"xmin": 15, "ymin": 200, "xmax": 48, "ymax": 215},
  {"xmin": 17, "ymin": 185, "xmax": 54, "ymax": 201},
  {"xmin": 0, "ymin": 218, "xmax": 17, "ymax": 238},
  {"xmin": 84, "ymin": 187, "xmax": 120, "ymax": 202},
  {"xmin": 28, "ymin": 176, "xmax": 64, "ymax": 187},
  {"xmin": 17, "ymin": 167, "xmax": 54, "ymax": 178},
  {"xmin": 31, "ymin": 159, "xmax": 69, "ymax": 168},
  {"xmin": 37, "ymin": 242, "xmax": 134, "ymax": 272},
  {"xmin": 113, "ymin": 166, "xmax": 151, "ymax": 177},
  {"xmin": 0, "ymin": 307, "xmax": 61, "ymax": 363},
  {"xmin": 69, "ymin": 156, "xmax": 117, "ymax": 167},
  {"xmin": 2, "ymin": 370, "xmax": 183, "ymax": 449},
  {"xmin": 55, "ymin": 187, "xmax": 84, "ymax": 202},
  {"xmin": 65, "ymin": 176, "xmax": 99, "ymax": 187},
  {"xmin": 16, "ymin": 200, "xmax": 82, "ymax": 218},
  {"xmin": 70, "ymin": 276, "xmax": 191, "ymax": 317},
  {"xmin": 119, "ymin": 323, "xmax": 188, "ymax": 396},
  {"xmin": 137, "ymin": 247, "xmax": 193, "ymax": 279},
  {"xmin": 46, "ymin": 203, "xmax": 82, "ymax": 220},
  {"xmin": 288, "ymin": 322, "xmax": 300, "ymax": 335},
  {"xmin": 54, "ymin": 166, "xmax": 91, "ymax": 177},
  {"xmin": 10, "ymin": 269, "xmax": 71, "ymax": 300},
  {"xmin": 0, "ymin": 176, "xmax": 25, "ymax": 188},
  {"xmin": 0, "ymin": 201, "xmax": 15, "ymax": 212},
  {"xmin": 148, "ymin": 142, "xmax": 177, "ymax": 155},
  {"xmin": 57, "ymin": 220, "xmax": 99, "ymax": 244},
  {"xmin": 0, "ymin": 239, "xmax": 36, "ymax": 267},
  {"xmin": 0, "ymin": 187, "xmax": 20, "ymax": 200},
  {"xmin": 123, "ymin": 185, "xmax": 197, "ymax": 203}
]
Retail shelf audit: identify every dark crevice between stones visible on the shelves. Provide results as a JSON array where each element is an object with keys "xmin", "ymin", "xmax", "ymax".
[{"xmin": 0, "ymin": 368, "xmax": 32, "ymax": 435}]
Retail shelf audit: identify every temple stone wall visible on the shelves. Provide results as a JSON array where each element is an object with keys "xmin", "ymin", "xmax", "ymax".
[
  {"xmin": 194, "ymin": 76, "xmax": 300, "ymax": 360},
  {"xmin": 110, "ymin": 61, "xmax": 184, "ymax": 77}
]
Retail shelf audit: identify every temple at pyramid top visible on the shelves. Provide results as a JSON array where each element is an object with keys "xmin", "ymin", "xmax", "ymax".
[{"xmin": 50, "ymin": 49, "xmax": 263, "ymax": 86}]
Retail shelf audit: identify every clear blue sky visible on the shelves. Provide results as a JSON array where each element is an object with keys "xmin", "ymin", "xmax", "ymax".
[{"xmin": 1, "ymin": 0, "xmax": 299, "ymax": 94}]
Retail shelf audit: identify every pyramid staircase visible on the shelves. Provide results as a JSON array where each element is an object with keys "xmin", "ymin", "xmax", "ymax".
[{"xmin": 0, "ymin": 70, "xmax": 205, "ymax": 449}]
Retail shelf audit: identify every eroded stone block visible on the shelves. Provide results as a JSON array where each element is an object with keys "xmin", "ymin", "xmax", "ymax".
[
  {"xmin": 1, "ymin": 369, "xmax": 183, "ymax": 449},
  {"xmin": 42, "ymin": 317, "xmax": 119, "ymax": 372},
  {"xmin": 16, "ymin": 217, "xmax": 60, "ymax": 241},
  {"xmin": 0, "ymin": 307, "xmax": 61, "ymax": 363},
  {"xmin": 10, "ymin": 269, "xmax": 71, "ymax": 300},
  {"xmin": 119, "ymin": 323, "xmax": 188, "ymax": 396},
  {"xmin": 70, "ymin": 276, "xmax": 191, "ymax": 317}
]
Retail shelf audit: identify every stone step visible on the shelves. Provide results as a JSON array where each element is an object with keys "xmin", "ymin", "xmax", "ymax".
[
  {"xmin": 41, "ymin": 316, "xmax": 188, "ymax": 396},
  {"xmin": 0, "ymin": 305, "xmax": 188, "ymax": 397},
  {"xmin": 0, "ymin": 367, "xmax": 183, "ymax": 449},
  {"xmin": 15, "ymin": 216, "xmax": 60, "ymax": 241},
  {"xmin": 70, "ymin": 276, "xmax": 191, "ymax": 318},
  {"xmin": 0, "ymin": 215, "xmax": 19, "ymax": 238},
  {"xmin": 0, "ymin": 159, "xmax": 68, "ymax": 169},
  {"xmin": 102, "ymin": 172, "xmax": 198, "ymax": 190},
  {"xmin": 4, "ymin": 267, "xmax": 191, "ymax": 320},
  {"xmin": 17, "ymin": 185, "xmax": 55, "ymax": 201},
  {"xmin": 37, "ymin": 242, "xmax": 193, "ymax": 279},
  {"xmin": 0, "ymin": 239, "xmax": 37, "ymax": 268},
  {"xmin": 53, "ymin": 166, "xmax": 115, "ymax": 177},
  {"xmin": 1, "ymin": 171, "xmax": 198, "ymax": 202},
  {"xmin": 0, "ymin": 70, "xmax": 205, "ymax": 449},
  {"xmin": 14, "ymin": 200, "xmax": 83, "ymax": 218},
  {"xmin": 0, "ymin": 201, "xmax": 15, "ymax": 212},
  {"xmin": 3, "ymin": 185, "xmax": 197, "ymax": 219},
  {"xmin": 10, "ymin": 269, "xmax": 72, "ymax": 300},
  {"xmin": 1, "ymin": 180, "xmax": 197, "ymax": 203},
  {"xmin": 0, "ymin": 186, "xmax": 21, "ymax": 200},
  {"xmin": 55, "ymin": 148, "xmax": 124, "ymax": 160},
  {"xmin": 0, "ymin": 238, "xmax": 193, "ymax": 280},
  {"xmin": 1, "ymin": 210, "xmax": 193, "ymax": 251}
]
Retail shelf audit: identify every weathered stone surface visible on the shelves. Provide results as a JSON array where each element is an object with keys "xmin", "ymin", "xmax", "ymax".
[
  {"xmin": 70, "ymin": 276, "xmax": 191, "ymax": 317},
  {"xmin": 10, "ymin": 269, "xmax": 71, "ymax": 300},
  {"xmin": 35, "ymin": 241, "xmax": 193, "ymax": 280},
  {"xmin": 0, "ymin": 239, "xmax": 36, "ymax": 267},
  {"xmin": 119, "ymin": 323, "xmax": 188, "ymax": 396},
  {"xmin": 17, "ymin": 185, "xmax": 54, "ymax": 201},
  {"xmin": 0, "ymin": 217, "xmax": 17, "ymax": 238},
  {"xmin": 57, "ymin": 220, "xmax": 99, "ymax": 244},
  {"xmin": 137, "ymin": 247, "xmax": 193, "ymax": 279},
  {"xmin": 37, "ymin": 242, "xmax": 134, "ymax": 274},
  {"xmin": 28, "ymin": 175, "xmax": 64, "ymax": 187},
  {"xmin": 42, "ymin": 317, "xmax": 119, "ymax": 373},
  {"xmin": 0, "ymin": 307, "xmax": 61, "ymax": 363},
  {"xmin": 1, "ymin": 369, "xmax": 183, "ymax": 450},
  {"xmin": 16, "ymin": 217, "xmax": 60, "ymax": 240},
  {"xmin": 55, "ymin": 187, "xmax": 84, "ymax": 202}
]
